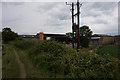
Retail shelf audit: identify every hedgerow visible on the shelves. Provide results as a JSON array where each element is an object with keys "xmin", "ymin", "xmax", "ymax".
[{"xmin": 14, "ymin": 40, "xmax": 120, "ymax": 79}]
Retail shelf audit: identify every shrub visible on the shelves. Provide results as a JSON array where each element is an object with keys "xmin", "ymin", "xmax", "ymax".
[
  {"xmin": 15, "ymin": 40, "xmax": 120, "ymax": 79},
  {"xmin": 29, "ymin": 40, "xmax": 74, "ymax": 56}
]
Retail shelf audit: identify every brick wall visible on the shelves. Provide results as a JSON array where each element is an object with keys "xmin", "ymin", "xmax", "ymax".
[{"xmin": 39, "ymin": 32, "xmax": 44, "ymax": 40}]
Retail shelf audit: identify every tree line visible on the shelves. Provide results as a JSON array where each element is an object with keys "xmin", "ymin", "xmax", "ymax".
[{"xmin": 2, "ymin": 28, "xmax": 18, "ymax": 42}]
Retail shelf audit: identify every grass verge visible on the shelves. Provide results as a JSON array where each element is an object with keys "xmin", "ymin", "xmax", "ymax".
[
  {"xmin": 2, "ymin": 43, "xmax": 20, "ymax": 78},
  {"xmin": 97, "ymin": 45, "xmax": 120, "ymax": 59}
]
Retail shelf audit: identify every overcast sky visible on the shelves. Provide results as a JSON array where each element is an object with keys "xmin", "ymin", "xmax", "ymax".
[{"xmin": 1, "ymin": 2, "xmax": 119, "ymax": 35}]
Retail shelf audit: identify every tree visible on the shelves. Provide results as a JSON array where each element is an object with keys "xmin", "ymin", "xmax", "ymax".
[
  {"xmin": 79, "ymin": 26, "xmax": 92, "ymax": 47},
  {"xmin": 66, "ymin": 25, "xmax": 92, "ymax": 47},
  {"xmin": 66, "ymin": 32, "xmax": 73, "ymax": 43},
  {"xmin": 2, "ymin": 28, "xmax": 18, "ymax": 42}
]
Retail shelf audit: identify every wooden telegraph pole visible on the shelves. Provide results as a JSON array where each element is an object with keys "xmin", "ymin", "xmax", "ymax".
[
  {"xmin": 72, "ymin": 3, "xmax": 75, "ymax": 48},
  {"xmin": 77, "ymin": 0, "xmax": 80, "ymax": 52},
  {"xmin": 66, "ymin": 0, "xmax": 82, "ymax": 52}
]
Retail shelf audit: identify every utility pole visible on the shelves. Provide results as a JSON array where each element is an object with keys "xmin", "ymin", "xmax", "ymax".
[
  {"xmin": 72, "ymin": 3, "xmax": 74, "ymax": 48},
  {"xmin": 66, "ymin": 0, "xmax": 82, "ymax": 52},
  {"xmin": 77, "ymin": 0, "xmax": 80, "ymax": 52},
  {"xmin": 66, "ymin": 2, "xmax": 75, "ymax": 48}
]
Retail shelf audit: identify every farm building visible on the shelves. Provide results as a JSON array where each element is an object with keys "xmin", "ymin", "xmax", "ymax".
[
  {"xmin": 38, "ymin": 32, "xmax": 68, "ymax": 43},
  {"xmin": 19, "ymin": 35, "xmax": 38, "ymax": 40},
  {"xmin": 19, "ymin": 33, "xmax": 119, "ymax": 45},
  {"xmin": 89, "ymin": 37, "xmax": 101, "ymax": 45},
  {"xmin": 19, "ymin": 32, "xmax": 68, "ymax": 43},
  {"xmin": 114, "ymin": 35, "xmax": 120, "ymax": 45},
  {"xmin": 90, "ymin": 34, "xmax": 115, "ymax": 45}
]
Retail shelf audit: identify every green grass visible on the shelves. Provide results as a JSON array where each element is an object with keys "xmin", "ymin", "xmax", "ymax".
[
  {"xmin": 2, "ymin": 41, "xmax": 45, "ymax": 78},
  {"xmin": 97, "ymin": 45, "xmax": 120, "ymax": 59},
  {"xmin": 2, "ymin": 43, "xmax": 20, "ymax": 78},
  {"xmin": 88, "ymin": 45, "xmax": 99, "ymax": 50},
  {"xmin": 14, "ymin": 47, "xmax": 44, "ymax": 78}
]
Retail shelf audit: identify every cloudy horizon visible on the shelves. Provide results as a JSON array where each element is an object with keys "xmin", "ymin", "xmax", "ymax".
[{"xmin": 1, "ymin": 2, "xmax": 119, "ymax": 35}]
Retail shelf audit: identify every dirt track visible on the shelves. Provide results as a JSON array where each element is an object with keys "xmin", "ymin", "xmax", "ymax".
[{"xmin": 14, "ymin": 49, "xmax": 26, "ymax": 78}]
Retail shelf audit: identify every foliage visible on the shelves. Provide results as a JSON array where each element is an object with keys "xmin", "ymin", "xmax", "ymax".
[
  {"xmin": 80, "ymin": 36, "xmax": 90, "ymax": 47},
  {"xmin": 14, "ymin": 40, "xmax": 35, "ymax": 50},
  {"xmin": 2, "ymin": 43, "xmax": 20, "ymax": 78},
  {"xmin": 66, "ymin": 32, "xmax": 73, "ymax": 43},
  {"xmin": 15, "ymin": 40, "xmax": 120, "ymax": 79},
  {"xmin": 97, "ymin": 45, "xmax": 120, "ymax": 59},
  {"xmin": 79, "ymin": 26, "xmax": 92, "ymax": 47},
  {"xmin": 2, "ymin": 28, "xmax": 18, "ymax": 42},
  {"xmin": 80, "ymin": 26, "xmax": 92, "ymax": 38},
  {"xmin": 66, "ymin": 25, "xmax": 92, "ymax": 47}
]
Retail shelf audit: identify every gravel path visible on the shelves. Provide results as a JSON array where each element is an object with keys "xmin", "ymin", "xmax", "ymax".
[{"xmin": 14, "ymin": 49, "xmax": 26, "ymax": 78}]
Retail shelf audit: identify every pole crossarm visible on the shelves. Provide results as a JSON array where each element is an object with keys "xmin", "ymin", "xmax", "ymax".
[
  {"xmin": 66, "ymin": 2, "xmax": 72, "ymax": 5},
  {"xmin": 74, "ymin": 12, "xmax": 81, "ymax": 16}
]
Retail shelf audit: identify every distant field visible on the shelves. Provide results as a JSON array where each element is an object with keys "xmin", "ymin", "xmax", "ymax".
[{"xmin": 97, "ymin": 45, "xmax": 120, "ymax": 59}]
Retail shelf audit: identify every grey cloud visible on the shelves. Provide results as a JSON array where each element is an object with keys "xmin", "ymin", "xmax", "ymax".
[
  {"xmin": 91, "ymin": 2, "xmax": 117, "ymax": 11},
  {"xmin": 8, "ymin": 2, "xmax": 24, "ymax": 6},
  {"xmin": 36, "ymin": 2, "xmax": 71, "ymax": 27},
  {"xmin": 37, "ymin": 2, "xmax": 71, "ymax": 21},
  {"xmin": 2, "ymin": 18, "xmax": 20, "ymax": 24},
  {"xmin": 2, "ymin": 2, "xmax": 24, "ymax": 7},
  {"xmin": 82, "ymin": 11, "xmax": 100, "ymax": 17},
  {"xmin": 37, "ymin": 3, "xmax": 55, "ymax": 13},
  {"xmin": 52, "ymin": 11, "xmax": 71, "ymax": 21},
  {"xmin": 92, "ymin": 19, "xmax": 108, "ymax": 24},
  {"xmin": 37, "ymin": 2, "xmax": 64, "ymax": 13},
  {"xmin": 58, "ymin": 14, "xmax": 70, "ymax": 20},
  {"xmin": 47, "ymin": 22, "xmax": 62, "ymax": 27},
  {"xmin": 81, "ymin": 2, "xmax": 117, "ymax": 17}
]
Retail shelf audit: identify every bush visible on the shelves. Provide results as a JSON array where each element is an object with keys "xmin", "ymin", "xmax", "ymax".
[
  {"xmin": 61, "ymin": 53, "xmax": 120, "ymax": 79},
  {"xmin": 29, "ymin": 40, "xmax": 74, "ymax": 56},
  {"xmin": 15, "ymin": 40, "xmax": 120, "ymax": 79}
]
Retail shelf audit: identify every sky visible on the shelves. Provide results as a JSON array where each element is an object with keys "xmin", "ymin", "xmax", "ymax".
[{"xmin": 1, "ymin": 1, "xmax": 119, "ymax": 35}]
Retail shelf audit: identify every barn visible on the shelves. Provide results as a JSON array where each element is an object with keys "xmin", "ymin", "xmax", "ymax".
[{"xmin": 90, "ymin": 34, "xmax": 115, "ymax": 45}]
